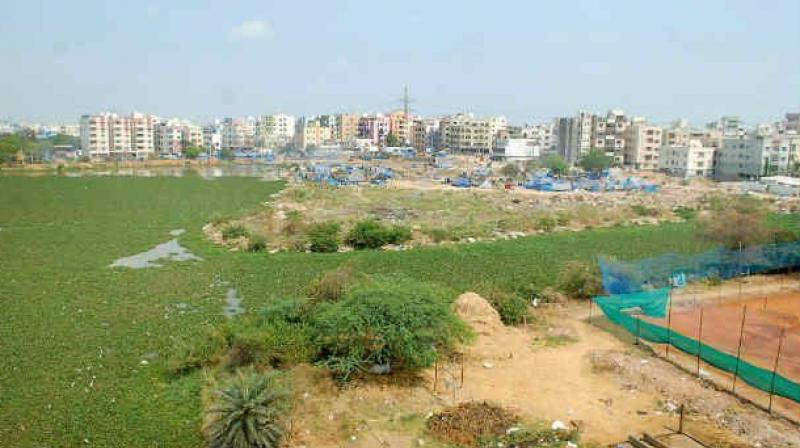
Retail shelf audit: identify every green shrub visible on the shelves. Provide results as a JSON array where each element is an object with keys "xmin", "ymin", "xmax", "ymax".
[
  {"xmin": 345, "ymin": 219, "xmax": 411, "ymax": 249},
  {"xmin": 478, "ymin": 422, "xmax": 580, "ymax": 448},
  {"xmin": 306, "ymin": 222, "xmax": 340, "ymax": 253},
  {"xmin": 673, "ymin": 206, "xmax": 697, "ymax": 220},
  {"xmin": 168, "ymin": 327, "xmax": 229, "ymax": 376},
  {"xmin": 221, "ymin": 224, "xmax": 249, "ymax": 241},
  {"xmin": 385, "ymin": 225, "xmax": 412, "ymax": 245},
  {"xmin": 536, "ymin": 216, "xmax": 557, "ymax": 232},
  {"xmin": 282, "ymin": 210, "xmax": 306, "ymax": 236},
  {"xmin": 557, "ymin": 260, "xmax": 603, "ymax": 300},
  {"xmin": 247, "ymin": 235, "xmax": 268, "ymax": 252},
  {"xmin": 631, "ymin": 204, "xmax": 658, "ymax": 217},
  {"xmin": 308, "ymin": 265, "xmax": 358, "ymax": 302},
  {"xmin": 426, "ymin": 227, "xmax": 450, "ymax": 243},
  {"xmin": 485, "ymin": 290, "xmax": 529, "ymax": 325},
  {"xmin": 312, "ymin": 276, "xmax": 471, "ymax": 381}
]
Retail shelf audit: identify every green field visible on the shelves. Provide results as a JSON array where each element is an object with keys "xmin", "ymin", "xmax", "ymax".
[{"xmin": 0, "ymin": 176, "xmax": 793, "ymax": 447}]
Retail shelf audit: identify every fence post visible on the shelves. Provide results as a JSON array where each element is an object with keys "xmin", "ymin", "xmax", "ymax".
[
  {"xmin": 678, "ymin": 404, "xmax": 685, "ymax": 434},
  {"xmin": 635, "ymin": 316, "xmax": 641, "ymax": 345},
  {"xmin": 665, "ymin": 289, "xmax": 673, "ymax": 359},
  {"xmin": 433, "ymin": 358, "xmax": 438, "ymax": 394},
  {"xmin": 768, "ymin": 328, "xmax": 787, "ymax": 414},
  {"xmin": 460, "ymin": 353, "xmax": 464, "ymax": 388},
  {"xmin": 696, "ymin": 307, "xmax": 704, "ymax": 377},
  {"xmin": 732, "ymin": 305, "xmax": 748, "ymax": 394}
]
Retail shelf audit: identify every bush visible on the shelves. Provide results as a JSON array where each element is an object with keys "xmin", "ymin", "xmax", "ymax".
[
  {"xmin": 312, "ymin": 276, "xmax": 471, "ymax": 381},
  {"xmin": 345, "ymin": 219, "xmax": 412, "ymax": 249},
  {"xmin": 673, "ymin": 206, "xmax": 697, "ymax": 220},
  {"xmin": 478, "ymin": 422, "xmax": 580, "ymax": 448},
  {"xmin": 484, "ymin": 290, "xmax": 529, "ymax": 325},
  {"xmin": 221, "ymin": 224, "xmax": 249, "ymax": 241},
  {"xmin": 307, "ymin": 222, "xmax": 340, "ymax": 253},
  {"xmin": 203, "ymin": 368, "xmax": 290, "ymax": 448},
  {"xmin": 168, "ymin": 327, "xmax": 229, "ymax": 376},
  {"xmin": 308, "ymin": 265, "xmax": 358, "ymax": 302},
  {"xmin": 282, "ymin": 210, "xmax": 306, "ymax": 236},
  {"xmin": 536, "ymin": 216, "xmax": 557, "ymax": 232},
  {"xmin": 247, "ymin": 235, "xmax": 268, "ymax": 252},
  {"xmin": 698, "ymin": 196, "xmax": 771, "ymax": 248},
  {"xmin": 426, "ymin": 227, "xmax": 450, "ymax": 243},
  {"xmin": 557, "ymin": 260, "xmax": 603, "ymax": 300},
  {"xmin": 631, "ymin": 204, "xmax": 658, "ymax": 217}
]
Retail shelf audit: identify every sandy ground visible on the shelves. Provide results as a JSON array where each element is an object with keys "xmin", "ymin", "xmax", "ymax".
[{"xmin": 284, "ymin": 291, "xmax": 800, "ymax": 447}]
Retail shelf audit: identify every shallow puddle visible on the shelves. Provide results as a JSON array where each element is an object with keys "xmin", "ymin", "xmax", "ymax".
[
  {"xmin": 223, "ymin": 288, "xmax": 245, "ymax": 318},
  {"xmin": 109, "ymin": 231, "xmax": 200, "ymax": 269}
]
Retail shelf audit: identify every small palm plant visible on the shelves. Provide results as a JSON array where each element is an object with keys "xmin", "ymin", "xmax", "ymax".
[{"xmin": 204, "ymin": 368, "xmax": 290, "ymax": 448}]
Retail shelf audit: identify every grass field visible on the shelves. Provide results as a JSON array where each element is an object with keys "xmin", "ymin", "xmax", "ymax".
[{"xmin": 1, "ymin": 175, "xmax": 797, "ymax": 447}]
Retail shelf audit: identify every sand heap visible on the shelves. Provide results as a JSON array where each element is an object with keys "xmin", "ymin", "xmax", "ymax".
[{"xmin": 454, "ymin": 292, "xmax": 503, "ymax": 335}]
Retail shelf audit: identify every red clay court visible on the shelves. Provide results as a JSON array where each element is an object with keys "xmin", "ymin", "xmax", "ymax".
[{"xmin": 649, "ymin": 290, "xmax": 800, "ymax": 384}]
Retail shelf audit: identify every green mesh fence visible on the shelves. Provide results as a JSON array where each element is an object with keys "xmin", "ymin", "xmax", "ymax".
[{"xmin": 595, "ymin": 295, "xmax": 800, "ymax": 403}]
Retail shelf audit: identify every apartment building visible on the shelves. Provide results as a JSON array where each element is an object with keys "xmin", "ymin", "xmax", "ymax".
[
  {"xmin": 154, "ymin": 120, "xmax": 184, "ymax": 155},
  {"xmin": 80, "ymin": 112, "xmax": 158, "ymax": 158},
  {"xmin": 296, "ymin": 117, "xmax": 333, "ymax": 148},
  {"xmin": 203, "ymin": 124, "xmax": 222, "ymax": 154},
  {"xmin": 336, "ymin": 113, "xmax": 360, "ymax": 144},
  {"xmin": 659, "ymin": 140, "xmax": 715, "ymax": 178},
  {"xmin": 624, "ymin": 123, "xmax": 662, "ymax": 170},
  {"xmin": 707, "ymin": 116, "xmax": 744, "ymax": 137},
  {"xmin": 221, "ymin": 117, "xmax": 255, "ymax": 150},
  {"xmin": 592, "ymin": 110, "xmax": 627, "ymax": 165},
  {"xmin": 520, "ymin": 122, "xmax": 555, "ymax": 155},
  {"xmin": 411, "ymin": 118, "xmax": 440, "ymax": 151},
  {"xmin": 498, "ymin": 138, "xmax": 540, "ymax": 161},
  {"xmin": 715, "ymin": 135, "xmax": 768, "ymax": 180},
  {"xmin": 388, "ymin": 111, "xmax": 412, "ymax": 144},
  {"xmin": 255, "ymin": 114, "xmax": 295, "ymax": 148},
  {"xmin": 555, "ymin": 111, "xmax": 593, "ymax": 163},
  {"xmin": 358, "ymin": 114, "xmax": 390, "ymax": 146},
  {"xmin": 438, "ymin": 113, "xmax": 493, "ymax": 154}
]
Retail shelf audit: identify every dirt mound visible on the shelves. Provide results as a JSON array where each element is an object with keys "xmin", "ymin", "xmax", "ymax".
[
  {"xmin": 454, "ymin": 292, "xmax": 503, "ymax": 334},
  {"xmin": 427, "ymin": 401, "xmax": 518, "ymax": 447}
]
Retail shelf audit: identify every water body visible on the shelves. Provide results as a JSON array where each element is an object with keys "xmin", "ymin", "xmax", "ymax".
[
  {"xmin": 223, "ymin": 288, "xmax": 245, "ymax": 318},
  {"xmin": 109, "ymin": 230, "xmax": 201, "ymax": 269}
]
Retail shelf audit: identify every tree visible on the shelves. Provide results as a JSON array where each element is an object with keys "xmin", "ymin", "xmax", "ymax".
[
  {"xmin": 697, "ymin": 196, "xmax": 772, "ymax": 249},
  {"xmin": 313, "ymin": 276, "xmax": 470, "ymax": 381},
  {"xmin": 385, "ymin": 132, "xmax": 400, "ymax": 147},
  {"xmin": 204, "ymin": 368, "xmax": 289, "ymax": 448},
  {"xmin": 557, "ymin": 260, "xmax": 603, "ymax": 300},
  {"xmin": 579, "ymin": 149, "xmax": 612, "ymax": 174},
  {"xmin": 542, "ymin": 154, "xmax": 568, "ymax": 176},
  {"xmin": 499, "ymin": 163, "xmax": 521, "ymax": 178},
  {"xmin": 183, "ymin": 145, "xmax": 202, "ymax": 160}
]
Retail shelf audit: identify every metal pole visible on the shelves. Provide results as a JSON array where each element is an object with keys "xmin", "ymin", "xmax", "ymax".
[
  {"xmin": 768, "ymin": 328, "xmax": 787, "ymax": 414},
  {"xmin": 665, "ymin": 289, "xmax": 674, "ymax": 359},
  {"xmin": 696, "ymin": 307, "xmax": 704, "ymax": 377},
  {"xmin": 732, "ymin": 305, "xmax": 748, "ymax": 394},
  {"xmin": 635, "ymin": 316, "xmax": 641, "ymax": 345},
  {"xmin": 678, "ymin": 404, "xmax": 685, "ymax": 434},
  {"xmin": 460, "ymin": 353, "xmax": 464, "ymax": 387}
]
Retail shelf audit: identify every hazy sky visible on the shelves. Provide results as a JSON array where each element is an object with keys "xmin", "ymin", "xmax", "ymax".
[{"xmin": 1, "ymin": 0, "xmax": 799, "ymax": 126}]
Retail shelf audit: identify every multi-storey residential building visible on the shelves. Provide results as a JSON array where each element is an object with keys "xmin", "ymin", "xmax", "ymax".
[
  {"xmin": 411, "ymin": 118, "xmax": 440, "ymax": 151},
  {"xmin": 255, "ymin": 114, "xmax": 295, "ymax": 148},
  {"xmin": 783, "ymin": 113, "xmax": 800, "ymax": 134},
  {"xmin": 336, "ymin": 113, "xmax": 360, "ymax": 144},
  {"xmin": 498, "ymin": 138, "xmax": 540, "ymax": 161},
  {"xmin": 221, "ymin": 117, "xmax": 255, "ymax": 150},
  {"xmin": 80, "ymin": 113, "xmax": 113, "ymax": 157},
  {"xmin": 203, "ymin": 124, "xmax": 222, "ymax": 154},
  {"xmin": 388, "ymin": 111, "xmax": 412, "ymax": 145},
  {"xmin": 358, "ymin": 114, "xmax": 390, "ymax": 146},
  {"xmin": 707, "ymin": 116, "xmax": 744, "ymax": 137},
  {"xmin": 155, "ymin": 119, "xmax": 185, "ymax": 155},
  {"xmin": 520, "ymin": 122, "xmax": 555, "ymax": 155},
  {"xmin": 592, "ymin": 109, "xmax": 627, "ymax": 165},
  {"xmin": 80, "ymin": 112, "xmax": 157, "ymax": 158},
  {"xmin": 439, "ymin": 113, "xmax": 493, "ymax": 154},
  {"xmin": 555, "ymin": 111, "xmax": 594, "ymax": 163},
  {"xmin": 715, "ymin": 132, "xmax": 800, "ymax": 180},
  {"xmin": 296, "ymin": 116, "xmax": 333, "ymax": 148},
  {"xmin": 659, "ymin": 140, "xmax": 716, "ymax": 178},
  {"xmin": 624, "ymin": 123, "xmax": 662, "ymax": 170}
]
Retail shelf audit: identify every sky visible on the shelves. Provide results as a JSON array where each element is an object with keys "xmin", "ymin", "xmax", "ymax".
[{"xmin": 1, "ymin": 0, "xmax": 799, "ymax": 126}]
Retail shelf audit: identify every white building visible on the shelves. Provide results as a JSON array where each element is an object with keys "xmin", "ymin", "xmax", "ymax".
[
  {"xmin": 592, "ymin": 109, "xmax": 627, "ymax": 165},
  {"xmin": 255, "ymin": 114, "xmax": 295, "ymax": 148},
  {"xmin": 624, "ymin": 123, "xmax": 662, "ymax": 170},
  {"xmin": 439, "ymin": 113, "xmax": 494, "ymax": 154},
  {"xmin": 659, "ymin": 140, "xmax": 715, "ymax": 178},
  {"xmin": 221, "ymin": 117, "xmax": 256, "ymax": 150},
  {"xmin": 80, "ymin": 112, "xmax": 158, "ymax": 159},
  {"xmin": 498, "ymin": 138, "xmax": 540, "ymax": 161},
  {"xmin": 203, "ymin": 124, "xmax": 222, "ymax": 154}
]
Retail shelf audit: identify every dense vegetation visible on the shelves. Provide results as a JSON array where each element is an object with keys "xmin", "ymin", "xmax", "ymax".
[{"xmin": 2, "ymin": 175, "xmax": 799, "ymax": 446}]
